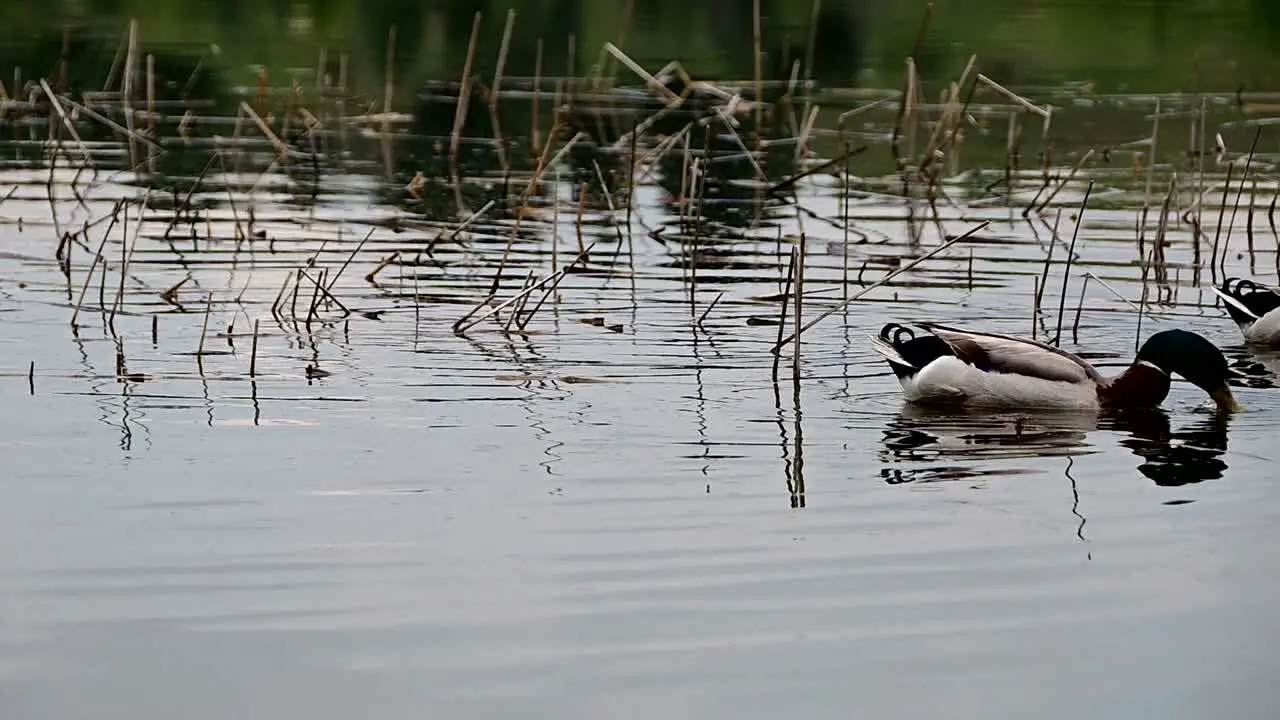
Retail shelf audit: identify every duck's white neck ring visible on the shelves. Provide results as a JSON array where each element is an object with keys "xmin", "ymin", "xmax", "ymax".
[{"xmin": 1136, "ymin": 359, "xmax": 1169, "ymax": 376}]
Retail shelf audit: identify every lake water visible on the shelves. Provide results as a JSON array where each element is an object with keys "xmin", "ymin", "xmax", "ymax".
[{"xmin": 4, "ymin": 2, "xmax": 1280, "ymax": 718}]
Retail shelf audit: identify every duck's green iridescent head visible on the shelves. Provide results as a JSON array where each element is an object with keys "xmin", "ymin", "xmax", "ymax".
[{"xmin": 1136, "ymin": 329, "xmax": 1240, "ymax": 412}]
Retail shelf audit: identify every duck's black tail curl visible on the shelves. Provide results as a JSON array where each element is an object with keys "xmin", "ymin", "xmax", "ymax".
[
  {"xmin": 1220, "ymin": 277, "xmax": 1280, "ymax": 324},
  {"xmin": 874, "ymin": 323, "xmax": 954, "ymax": 379}
]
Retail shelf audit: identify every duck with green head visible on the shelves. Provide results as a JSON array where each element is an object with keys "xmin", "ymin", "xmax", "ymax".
[{"xmin": 871, "ymin": 322, "xmax": 1242, "ymax": 412}]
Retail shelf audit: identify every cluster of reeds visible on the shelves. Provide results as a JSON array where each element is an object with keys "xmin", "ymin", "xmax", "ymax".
[{"xmin": 10, "ymin": 4, "xmax": 1280, "ymax": 408}]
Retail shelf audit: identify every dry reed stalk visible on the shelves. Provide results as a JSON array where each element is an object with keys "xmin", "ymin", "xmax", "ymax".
[
  {"xmin": 163, "ymin": 152, "xmax": 217, "ymax": 239},
  {"xmin": 792, "ymin": 234, "xmax": 806, "ymax": 375},
  {"xmin": 919, "ymin": 55, "xmax": 977, "ymax": 171},
  {"xmin": 249, "ymin": 319, "xmax": 260, "ymax": 376},
  {"xmin": 456, "ymin": 244, "xmax": 596, "ymax": 335},
  {"xmin": 1032, "ymin": 276, "xmax": 1040, "ymax": 339},
  {"xmin": 771, "ymin": 220, "xmax": 991, "ymax": 354},
  {"xmin": 197, "ymin": 293, "xmax": 213, "ymax": 357},
  {"xmin": 794, "ymin": 104, "xmax": 821, "ymax": 164},
  {"xmin": 1071, "ymin": 274, "xmax": 1092, "ymax": 343},
  {"xmin": 516, "ymin": 243, "xmax": 596, "ymax": 330},
  {"xmin": 304, "ymin": 269, "xmax": 323, "ymax": 330},
  {"xmin": 63, "ymin": 96, "xmax": 155, "ymax": 153},
  {"xmin": 552, "ymin": 167, "xmax": 561, "ymax": 274},
  {"xmin": 531, "ymin": 38, "xmax": 543, "ymax": 151},
  {"xmin": 70, "ymin": 200, "xmax": 123, "ymax": 327},
  {"xmin": 1209, "ymin": 163, "xmax": 1235, "ymax": 283},
  {"xmin": 122, "ymin": 19, "xmax": 138, "ymax": 168},
  {"xmin": 380, "ymin": 26, "xmax": 397, "ymax": 182},
  {"xmin": 428, "ymin": 199, "xmax": 495, "ymax": 252},
  {"xmin": 146, "ymin": 53, "xmax": 155, "ymax": 171},
  {"xmin": 1035, "ymin": 208, "xmax": 1064, "ymax": 313},
  {"xmin": 1053, "ymin": 181, "xmax": 1093, "ymax": 345},
  {"xmin": 1218, "ymin": 127, "xmax": 1264, "ymax": 278},
  {"xmin": 1137, "ymin": 99, "xmax": 1161, "ymax": 256},
  {"xmin": 289, "ymin": 268, "xmax": 303, "ymax": 318},
  {"xmin": 238, "ymin": 101, "xmax": 291, "ymax": 157},
  {"xmin": 771, "ymin": 247, "xmax": 799, "ymax": 380},
  {"xmin": 102, "ymin": 29, "xmax": 127, "ymax": 91},
  {"xmin": 626, "ymin": 115, "xmax": 637, "ymax": 239},
  {"xmin": 503, "ymin": 272, "xmax": 536, "ymax": 334},
  {"xmin": 800, "ymin": 0, "xmax": 822, "ymax": 125},
  {"xmin": 28, "ymin": 361, "xmax": 34, "ymax": 395},
  {"xmin": 591, "ymin": 159, "xmax": 631, "ymax": 268},
  {"xmin": 1135, "ymin": 247, "xmax": 1155, "ymax": 352},
  {"xmin": 977, "ymin": 74, "xmax": 1049, "ymax": 119},
  {"xmin": 490, "ymin": 10, "xmax": 516, "ymax": 172},
  {"xmin": 1152, "ymin": 174, "xmax": 1176, "ymax": 290},
  {"xmin": 450, "ymin": 12, "xmax": 483, "ymax": 163},
  {"xmin": 108, "ymin": 198, "xmax": 133, "ymax": 332},
  {"xmin": 697, "ymin": 292, "xmax": 724, "ymax": 329},
  {"xmin": 363, "ymin": 253, "xmax": 398, "ymax": 283},
  {"xmin": 326, "ymin": 228, "xmax": 376, "ymax": 291},
  {"xmin": 753, "ymin": 0, "xmax": 763, "ymax": 130},
  {"xmin": 603, "ymin": 43, "xmax": 680, "ymax": 103},
  {"xmin": 491, "ymin": 126, "xmax": 578, "ymax": 289},
  {"xmin": 678, "ymin": 130, "xmax": 692, "ymax": 237},
  {"xmin": 842, "ymin": 137, "xmax": 851, "ymax": 298},
  {"xmin": 634, "ymin": 124, "xmax": 691, "ymax": 183},
  {"xmin": 611, "ymin": 94, "xmax": 687, "ymax": 151},
  {"xmin": 213, "ymin": 149, "xmax": 247, "ymax": 242},
  {"xmin": 270, "ymin": 273, "xmax": 292, "ymax": 319},
  {"xmin": 892, "ymin": 57, "xmax": 916, "ymax": 166},
  {"xmin": 39, "ymin": 79, "xmax": 94, "ymax": 168},
  {"xmin": 1247, "ymin": 177, "xmax": 1257, "ymax": 268},
  {"xmin": 1034, "ymin": 148, "xmax": 1094, "ymax": 214}
]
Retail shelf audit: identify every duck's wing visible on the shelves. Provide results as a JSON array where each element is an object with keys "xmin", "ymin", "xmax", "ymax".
[{"xmin": 919, "ymin": 322, "xmax": 1105, "ymax": 385}]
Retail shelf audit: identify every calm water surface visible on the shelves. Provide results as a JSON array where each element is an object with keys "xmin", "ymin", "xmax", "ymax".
[{"xmin": 4, "ymin": 3, "xmax": 1280, "ymax": 718}]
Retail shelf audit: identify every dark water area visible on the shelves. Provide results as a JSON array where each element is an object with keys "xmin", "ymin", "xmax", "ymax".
[{"xmin": 4, "ymin": 1, "xmax": 1280, "ymax": 719}]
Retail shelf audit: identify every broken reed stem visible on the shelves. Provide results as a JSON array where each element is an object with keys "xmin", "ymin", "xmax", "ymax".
[
  {"xmin": 793, "ymin": 234, "xmax": 806, "ymax": 375},
  {"xmin": 431, "ymin": 199, "xmax": 494, "ymax": 251},
  {"xmin": 1071, "ymin": 274, "xmax": 1092, "ymax": 343},
  {"xmin": 772, "ymin": 247, "xmax": 799, "ymax": 380},
  {"xmin": 771, "ymin": 220, "xmax": 991, "ymax": 354},
  {"xmin": 1053, "ymin": 181, "xmax": 1094, "ymax": 346},
  {"xmin": 197, "ymin": 293, "xmax": 213, "ymax": 356},
  {"xmin": 697, "ymin": 292, "xmax": 723, "ymax": 328},
  {"xmin": 249, "ymin": 318, "xmax": 260, "ymax": 376},
  {"xmin": 327, "ymin": 228, "xmax": 376, "ymax": 291},
  {"xmin": 456, "ymin": 244, "xmax": 597, "ymax": 335}
]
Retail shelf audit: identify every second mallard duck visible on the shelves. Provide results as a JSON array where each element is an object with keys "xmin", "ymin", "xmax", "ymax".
[
  {"xmin": 1210, "ymin": 277, "xmax": 1280, "ymax": 345},
  {"xmin": 871, "ymin": 322, "xmax": 1241, "ymax": 412}
]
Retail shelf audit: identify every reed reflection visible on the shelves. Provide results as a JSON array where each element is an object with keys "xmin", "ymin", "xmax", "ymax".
[{"xmin": 879, "ymin": 406, "xmax": 1231, "ymax": 487}]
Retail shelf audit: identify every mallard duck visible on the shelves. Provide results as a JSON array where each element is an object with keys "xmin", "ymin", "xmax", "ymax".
[
  {"xmin": 1210, "ymin": 277, "xmax": 1280, "ymax": 345},
  {"xmin": 871, "ymin": 322, "xmax": 1241, "ymax": 412}
]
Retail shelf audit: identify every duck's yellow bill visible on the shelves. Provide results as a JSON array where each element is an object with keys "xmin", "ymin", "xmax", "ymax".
[{"xmin": 1211, "ymin": 384, "xmax": 1243, "ymax": 413}]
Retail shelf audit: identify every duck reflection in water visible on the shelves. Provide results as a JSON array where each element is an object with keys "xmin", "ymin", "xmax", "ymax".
[{"xmin": 879, "ymin": 405, "xmax": 1231, "ymax": 487}]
